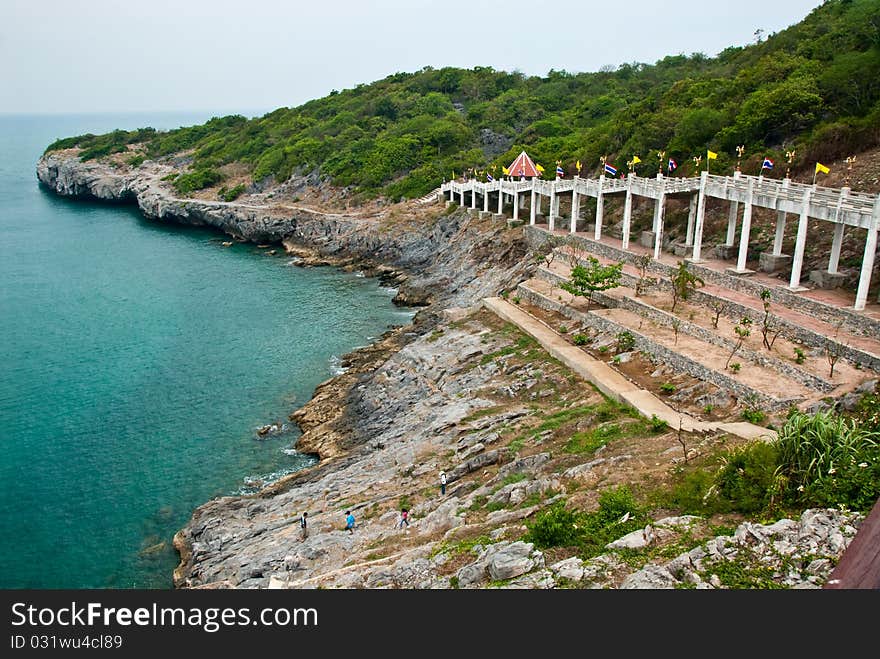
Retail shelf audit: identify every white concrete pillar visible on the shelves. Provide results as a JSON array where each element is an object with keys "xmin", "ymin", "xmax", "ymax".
[
  {"xmin": 828, "ymin": 187, "xmax": 850, "ymax": 273},
  {"xmin": 470, "ymin": 183, "xmax": 476, "ymax": 209},
  {"xmin": 653, "ymin": 193, "xmax": 666, "ymax": 260},
  {"xmin": 460, "ymin": 186, "xmax": 465, "ymax": 206},
  {"xmin": 829, "ymin": 223, "xmax": 845, "ymax": 274},
  {"xmin": 483, "ymin": 185, "xmax": 489, "ymax": 213},
  {"xmin": 773, "ymin": 211, "xmax": 787, "ymax": 255},
  {"xmin": 513, "ymin": 188, "xmax": 519, "ymax": 221},
  {"xmin": 549, "ymin": 185, "xmax": 556, "ymax": 232},
  {"xmin": 726, "ymin": 201, "xmax": 739, "ymax": 246},
  {"xmin": 735, "ymin": 178, "xmax": 755, "ymax": 272},
  {"xmin": 789, "ymin": 189, "xmax": 813, "ymax": 290},
  {"xmin": 691, "ymin": 171, "xmax": 709, "ymax": 262},
  {"xmin": 685, "ymin": 194, "xmax": 697, "ymax": 246},
  {"xmin": 622, "ymin": 175, "xmax": 634, "ymax": 250},
  {"xmin": 497, "ymin": 184, "xmax": 503, "ymax": 214},
  {"xmin": 530, "ymin": 185, "xmax": 536, "ymax": 226},
  {"xmin": 854, "ymin": 198, "xmax": 880, "ymax": 310},
  {"xmin": 570, "ymin": 186, "xmax": 580, "ymax": 234},
  {"xmin": 536, "ymin": 191, "xmax": 542, "ymax": 215},
  {"xmin": 595, "ymin": 175, "xmax": 605, "ymax": 240}
]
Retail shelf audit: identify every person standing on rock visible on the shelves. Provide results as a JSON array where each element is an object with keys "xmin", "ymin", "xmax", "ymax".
[
  {"xmin": 440, "ymin": 471, "xmax": 447, "ymax": 496},
  {"xmin": 299, "ymin": 511, "xmax": 308, "ymax": 541},
  {"xmin": 345, "ymin": 510, "xmax": 356, "ymax": 534}
]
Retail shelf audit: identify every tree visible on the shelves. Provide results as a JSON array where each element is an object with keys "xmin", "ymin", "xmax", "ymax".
[
  {"xmin": 560, "ymin": 257, "xmax": 623, "ymax": 310},
  {"xmin": 670, "ymin": 261, "xmax": 705, "ymax": 313},
  {"xmin": 759, "ymin": 288, "xmax": 783, "ymax": 351},
  {"xmin": 711, "ymin": 301, "xmax": 726, "ymax": 329},
  {"xmin": 633, "ymin": 254, "xmax": 656, "ymax": 297},
  {"xmin": 726, "ymin": 317, "xmax": 752, "ymax": 370}
]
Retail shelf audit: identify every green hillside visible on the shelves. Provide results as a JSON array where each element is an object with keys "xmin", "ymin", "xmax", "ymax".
[{"xmin": 46, "ymin": 0, "xmax": 880, "ymax": 201}]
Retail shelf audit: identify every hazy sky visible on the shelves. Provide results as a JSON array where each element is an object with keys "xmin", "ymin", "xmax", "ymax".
[{"xmin": 2, "ymin": 0, "xmax": 825, "ymax": 115}]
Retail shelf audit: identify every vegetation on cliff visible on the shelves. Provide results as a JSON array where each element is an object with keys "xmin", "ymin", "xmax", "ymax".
[{"xmin": 45, "ymin": 0, "xmax": 880, "ymax": 201}]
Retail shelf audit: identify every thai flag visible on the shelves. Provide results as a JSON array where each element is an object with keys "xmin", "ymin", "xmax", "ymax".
[
  {"xmin": 604, "ymin": 163, "xmax": 617, "ymax": 176},
  {"xmin": 762, "ymin": 158, "xmax": 774, "ymax": 170},
  {"xmin": 556, "ymin": 165, "xmax": 564, "ymax": 177},
  {"xmin": 486, "ymin": 172, "xmax": 494, "ymax": 182},
  {"xmin": 668, "ymin": 158, "xmax": 677, "ymax": 172}
]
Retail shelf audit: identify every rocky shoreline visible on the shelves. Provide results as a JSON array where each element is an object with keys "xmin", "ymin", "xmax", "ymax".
[{"xmin": 37, "ymin": 153, "xmax": 865, "ymax": 589}]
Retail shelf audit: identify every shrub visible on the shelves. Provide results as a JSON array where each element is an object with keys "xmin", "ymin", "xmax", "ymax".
[
  {"xmin": 793, "ymin": 347, "xmax": 806, "ymax": 364},
  {"xmin": 559, "ymin": 325, "xmax": 569, "ymax": 334},
  {"xmin": 173, "ymin": 168, "xmax": 222, "ymax": 195},
  {"xmin": 524, "ymin": 502, "xmax": 583, "ymax": 548},
  {"xmin": 219, "ymin": 183, "xmax": 246, "ymax": 202},
  {"xmin": 573, "ymin": 334, "xmax": 590, "ymax": 346},
  {"xmin": 710, "ymin": 441, "xmax": 781, "ymax": 514},
  {"xmin": 660, "ymin": 382, "xmax": 676, "ymax": 394},
  {"xmin": 649, "ymin": 414, "xmax": 669, "ymax": 432},
  {"xmin": 729, "ymin": 362, "xmax": 741, "ymax": 373},
  {"xmin": 616, "ymin": 330, "xmax": 636, "ymax": 353},
  {"xmin": 742, "ymin": 407, "xmax": 766, "ymax": 424}
]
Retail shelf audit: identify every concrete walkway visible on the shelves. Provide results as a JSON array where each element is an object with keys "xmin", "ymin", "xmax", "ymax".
[{"xmin": 483, "ymin": 296, "xmax": 776, "ymax": 442}]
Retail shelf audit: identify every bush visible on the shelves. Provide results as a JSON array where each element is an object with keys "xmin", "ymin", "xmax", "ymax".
[
  {"xmin": 524, "ymin": 502, "xmax": 583, "ymax": 548},
  {"xmin": 742, "ymin": 408, "xmax": 766, "ymax": 424},
  {"xmin": 219, "ymin": 183, "xmax": 246, "ymax": 202},
  {"xmin": 712, "ymin": 441, "xmax": 781, "ymax": 514},
  {"xmin": 173, "ymin": 168, "xmax": 222, "ymax": 195},
  {"xmin": 660, "ymin": 382, "xmax": 676, "ymax": 394},
  {"xmin": 573, "ymin": 334, "xmax": 590, "ymax": 346},
  {"xmin": 729, "ymin": 362, "xmax": 741, "ymax": 373},
  {"xmin": 558, "ymin": 325, "xmax": 569, "ymax": 334},
  {"xmin": 616, "ymin": 330, "xmax": 636, "ymax": 353}
]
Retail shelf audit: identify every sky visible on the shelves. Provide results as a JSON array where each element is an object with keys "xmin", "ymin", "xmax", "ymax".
[{"xmin": 1, "ymin": 0, "xmax": 826, "ymax": 116}]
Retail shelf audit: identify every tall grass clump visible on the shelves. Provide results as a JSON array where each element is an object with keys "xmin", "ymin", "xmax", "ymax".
[{"xmin": 775, "ymin": 409, "xmax": 879, "ymax": 510}]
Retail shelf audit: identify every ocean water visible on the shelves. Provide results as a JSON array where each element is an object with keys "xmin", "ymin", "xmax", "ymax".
[{"xmin": 0, "ymin": 112, "xmax": 414, "ymax": 588}]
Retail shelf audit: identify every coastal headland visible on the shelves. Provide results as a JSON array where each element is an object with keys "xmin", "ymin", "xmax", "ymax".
[{"xmin": 36, "ymin": 152, "xmax": 875, "ymax": 589}]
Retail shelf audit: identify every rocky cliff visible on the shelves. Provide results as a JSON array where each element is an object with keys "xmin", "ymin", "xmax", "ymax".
[{"xmin": 37, "ymin": 153, "xmax": 865, "ymax": 590}]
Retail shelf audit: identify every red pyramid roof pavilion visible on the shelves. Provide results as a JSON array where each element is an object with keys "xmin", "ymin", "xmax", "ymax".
[{"xmin": 507, "ymin": 151, "xmax": 540, "ymax": 178}]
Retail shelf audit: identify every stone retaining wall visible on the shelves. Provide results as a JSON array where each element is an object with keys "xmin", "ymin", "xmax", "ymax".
[
  {"xmin": 524, "ymin": 226, "xmax": 880, "ymax": 372},
  {"xmin": 516, "ymin": 282, "xmax": 803, "ymax": 412},
  {"xmin": 535, "ymin": 267, "xmax": 834, "ymax": 393}
]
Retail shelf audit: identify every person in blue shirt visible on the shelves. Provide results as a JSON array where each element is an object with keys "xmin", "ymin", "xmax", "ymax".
[{"xmin": 345, "ymin": 511, "xmax": 356, "ymax": 534}]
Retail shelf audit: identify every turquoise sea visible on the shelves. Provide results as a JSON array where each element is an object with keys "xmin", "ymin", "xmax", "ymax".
[{"xmin": 0, "ymin": 112, "xmax": 414, "ymax": 588}]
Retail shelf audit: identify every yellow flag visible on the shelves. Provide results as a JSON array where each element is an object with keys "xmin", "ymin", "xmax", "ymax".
[
  {"xmin": 632, "ymin": 155, "xmax": 642, "ymax": 164},
  {"xmin": 707, "ymin": 150, "xmax": 718, "ymax": 160},
  {"xmin": 816, "ymin": 162, "xmax": 830, "ymax": 175},
  {"xmin": 451, "ymin": 170, "xmax": 455, "ymax": 179},
  {"xmin": 536, "ymin": 163, "xmax": 545, "ymax": 173},
  {"xmin": 576, "ymin": 160, "xmax": 582, "ymax": 171},
  {"xmin": 502, "ymin": 165, "xmax": 510, "ymax": 175}
]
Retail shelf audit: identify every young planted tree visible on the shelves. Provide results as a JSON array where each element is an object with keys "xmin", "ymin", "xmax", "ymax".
[
  {"xmin": 633, "ymin": 254, "xmax": 656, "ymax": 297},
  {"xmin": 825, "ymin": 320, "xmax": 845, "ymax": 379},
  {"xmin": 671, "ymin": 318, "xmax": 681, "ymax": 345},
  {"xmin": 710, "ymin": 301, "xmax": 726, "ymax": 329},
  {"xmin": 726, "ymin": 317, "xmax": 752, "ymax": 370},
  {"xmin": 560, "ymin": 256, "xmax": 623, "ymax": 311},
  {"xmin": 758, "ymin": 288, "xmax": 783, "ymax": 350},
  {"xmin": 670, "ymin": 260, "xmax": 704, "ymax": 313}
]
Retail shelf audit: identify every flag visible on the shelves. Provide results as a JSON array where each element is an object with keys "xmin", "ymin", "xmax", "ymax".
[
  {"xmin": 556, "ymin": 165, "xmax": 565, "ymax": 177},
  {"xmin": 668, "ymin": 158, "xmax": 677, "ymax": 172},
  {"xmin": 536, "ymin": 163, "xmax": 545, "ymax": 174},
  {"xmin": 632, "ymin": 155, "xmax": 642, "ymax": 164},
  {"xmin": 451, "ymin": 170, "xmax": 455, "ymax": 179},
  {"xmin": 604, "ymin": 163, "xmax": 618, "ymax": 176},
  {"xmin": 762, "ymin": 158, "xmax": 774, "ymax": 171},
  {"xmin": 576, "ymin": 160, "xmax": 582, "ymax": 172},
  {"xmin": 502, "ymin": 165, "xmax": 509, "ymax": 175},
  {"xmin": 486, "ymin": 172, "xmax": 494, "ymax": 182},
  {"xmin": 815, "ymin": 162, "xmax": 830, "ymax": 175},
  {"xmin": 707, "ymin": 150, "xmax": 718, "ymax": 160}
]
